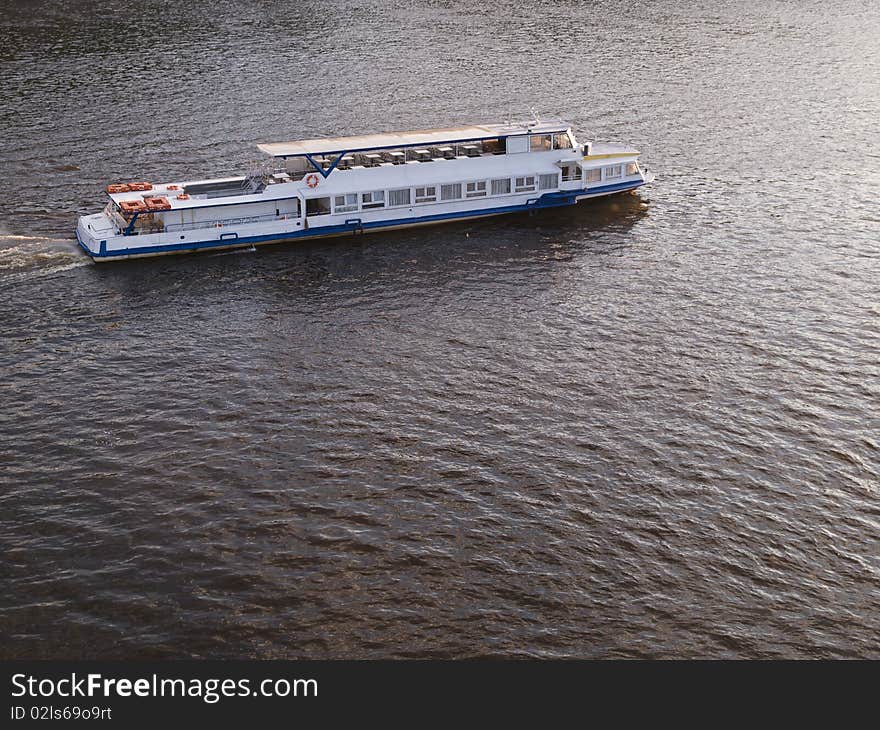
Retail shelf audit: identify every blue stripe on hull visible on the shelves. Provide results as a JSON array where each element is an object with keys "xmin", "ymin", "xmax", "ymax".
[{"xmin": 78, "ymin": 179, "xmax": 645, "ymax": 261}]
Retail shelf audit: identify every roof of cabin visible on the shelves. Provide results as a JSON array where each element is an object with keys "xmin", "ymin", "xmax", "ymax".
[{"xmin": 257, "ymin": 119, "xmax": 571, "ymax": 157}]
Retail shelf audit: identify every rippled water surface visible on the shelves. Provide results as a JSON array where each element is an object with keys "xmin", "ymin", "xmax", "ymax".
[{"xmin": 1, "ymin": 0, "xmax": 878, "ymax": 658}]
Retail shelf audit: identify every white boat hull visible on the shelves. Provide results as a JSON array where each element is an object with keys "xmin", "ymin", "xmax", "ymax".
[{"xmin": 76, "ymin": 179, "xmax": 649, "ymax": 262}]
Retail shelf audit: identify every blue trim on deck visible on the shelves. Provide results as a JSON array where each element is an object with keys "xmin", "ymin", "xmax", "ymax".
[
  {"xmin": 305, "ymin": 152, "xmax": 345, "ymax": 178},
  {"xmin": 123, "ymin": 211, "xmax": 140, "ymax": 236},
  {"xmin": 80, "ymin": 180, "xmax": 644, "ymax": 260}
]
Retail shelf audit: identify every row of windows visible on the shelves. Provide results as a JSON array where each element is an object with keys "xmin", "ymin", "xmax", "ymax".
[
  {"xmin": 583, "ymin": 162, "xmax": 640, "ymax": 184},
  {"xmin": 305, "ymin": 163, "xmax": 640, "ymax": 215},
  {"xmin": 308, "ymin": 173, "xmax": 562, "ymax": 216},
  {"xmin": 529, "ymin": 133, "xmax": 574, "ymax": 152}
]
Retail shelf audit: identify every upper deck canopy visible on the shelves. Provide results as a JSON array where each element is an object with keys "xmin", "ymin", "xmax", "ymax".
[{"xmin": 257, "ymin": 120, "xmax": 571, "ymax": 158}]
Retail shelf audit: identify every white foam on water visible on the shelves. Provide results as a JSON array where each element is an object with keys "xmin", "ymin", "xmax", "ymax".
[
  {"xmin": 0, "ymin": 237, "xmax": 89, "ymax": 282},
  {"xmin": 0, "ymin": 234, "xmax": 69, "ymax": 243},
  {"xmin": 211, "ymin": 245, "xmax": 258, "ymax": 257}
]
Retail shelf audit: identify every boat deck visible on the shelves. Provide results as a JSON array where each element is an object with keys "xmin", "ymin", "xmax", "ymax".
[
  {"xmin": 585, "ymin": 142, "xmax": 640, "ymax": 157},
  {"xmin": 257, "ymin": 119, "xmax": 570, "ymax": 158}
]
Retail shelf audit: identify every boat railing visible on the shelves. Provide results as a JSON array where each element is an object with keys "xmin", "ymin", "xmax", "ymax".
[{"xmin": 163, "ymin": 212, "xmax": 293, "ymax": 233}]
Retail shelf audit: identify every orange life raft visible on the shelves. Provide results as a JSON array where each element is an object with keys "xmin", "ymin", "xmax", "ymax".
[
  {"xmin": 119, "ymin": 200, "xmax": 148, "ymax": 213},
  {"xmin": 107, "ymin": 181, "xmax": 152, "ymax": 194},
  {"xmin": 144, "ymin": 196, "xmax": 172, "ymax": 211}
]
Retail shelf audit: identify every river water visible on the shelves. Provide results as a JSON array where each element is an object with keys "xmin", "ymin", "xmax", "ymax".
[{"xmin": 1, "ymin": 0, "xmax": 878, "ymax": 658}]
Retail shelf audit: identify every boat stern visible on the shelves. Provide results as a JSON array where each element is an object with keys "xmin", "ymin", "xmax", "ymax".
[{"xmin": 75, "ymin": 212, "xmax": 116, "ymax": 260}]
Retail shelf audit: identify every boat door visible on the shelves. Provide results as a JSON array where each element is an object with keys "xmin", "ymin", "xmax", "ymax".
[
  {"xmin": 276, "ymin": 196, "xmax": 301, "ymax": 220},
  {"xmin": 304, "ymin": 195, "xmax": 331, "ymax": 229}
]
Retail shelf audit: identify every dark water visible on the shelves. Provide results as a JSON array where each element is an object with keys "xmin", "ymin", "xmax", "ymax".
[{"xmin": 1, "ymin": 0, "xmax": 878, "ymax": 659}]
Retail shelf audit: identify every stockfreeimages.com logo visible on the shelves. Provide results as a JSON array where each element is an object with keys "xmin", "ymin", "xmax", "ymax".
[{"xmin": 11, "ymin": 673, "xmax": 317, "ymax": 704}]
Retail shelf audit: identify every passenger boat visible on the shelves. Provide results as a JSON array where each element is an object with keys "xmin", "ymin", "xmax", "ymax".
[{"xmin": 75, "ymin": 119, "xmax": 655, "ymax": 262}]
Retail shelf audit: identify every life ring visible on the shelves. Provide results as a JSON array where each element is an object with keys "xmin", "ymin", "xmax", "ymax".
[{"xmin": 304, "ymin": 173, "xmax": 320, "ymax": 189}]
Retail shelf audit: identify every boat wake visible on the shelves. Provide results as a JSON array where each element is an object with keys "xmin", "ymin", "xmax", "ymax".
[
  {"xmin": 211, "ymin": 245, "xmax": 258, "ymax": 257},
  {"xmin": 0, "ymin": 236, "xmax": 89, "ymax": 282},
  {"xmin": 0, "ymin": 234, "xmax": 68, "ymax": 242}
]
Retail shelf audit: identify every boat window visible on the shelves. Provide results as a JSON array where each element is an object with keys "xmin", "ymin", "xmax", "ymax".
[
  {"xmin": 361, "ymin": 190, "xmax": 385, "ymax": 209},
  {"xmin": 465, "ymin": 181, "xmax": 487, "ymax": 198},
  {"xmin": 334, "ymin": 193, "xmax": 358, "ymax": 213},
  {"xmin": 605, "ymin": 165, "xmax": 623, "ymax": 179},
  {"xmin": 388, "ymin": 188, "xmax": 411, "ymax": 206},
  {"xmin": 552, "ymin": 133, "xmax": 573, "ymax": 150},
  {"xmin": 561, "ymin": 164, "xmax": 581, "ymax": 182},
  {"xmin": 506, "ymin": 135, "xmax": 529, "ymax": 154},
  {"xmin": 491, "ymin": 178, "xmax": 511, "ymax": 195},
  {"xmin": 482, "ymin": 138, "xmax": 505, "ymax": 155},
  {"xmin": 415, "ymin": 186, "xmax": 436, "ymax": 203},
  {"xmin": 306, "ymin": 197, "xmax": 331, "ymax": 216},
  {"xmin": 279, "ymin": 199, "xmax": 300, "ymax": 217},
  {"xmin": 530, "ymin": 134, "xmax": 552, "ymax": 152},
  {"xmin": 441, "ymin": 183, "xmax": 462, "ymax": 201},
  {"xmin": 538, "ymin": 173, "xmax": 558, "ymax": 190},
  {"xmin": 585, "ymin": 168, "xmax": 601, "ymax": 183},
  {"xmin": 183, "ymin": 177, "xmax": 257, "ymax": 198},
  {"xmin": 514, "ymin": 176, "xmax": 536, "ymax": 192},
  {"xmin": 626, "ymin": 162, "xmax": 639, "ymax": 176}
]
